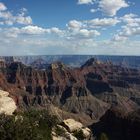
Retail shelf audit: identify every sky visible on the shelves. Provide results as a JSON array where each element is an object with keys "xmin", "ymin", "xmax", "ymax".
[{"xmin": 0, "ymin": 0, "xmax": 140, "ymax": 56}]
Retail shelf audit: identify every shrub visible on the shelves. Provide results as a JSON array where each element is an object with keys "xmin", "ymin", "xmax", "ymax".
[
  {"xmin": 73, "ymin": 130, "xmax": 85, "ymax": 140},
  {"xmin": 55, "ymin": 126, "xmax": 66, "ymax": 136},
  {"xmin": 99, "ymin": 132, "xmax": 109, "ymax": 140},
  {"xmin": 0, "ymin": 109, "xmax": 58, "ymax": 140}
]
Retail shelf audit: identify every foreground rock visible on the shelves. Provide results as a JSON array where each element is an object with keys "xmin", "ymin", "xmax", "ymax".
[
  {"xmin": 52, "ymin": 119, "xmax": 91, "ymax": 140},
  {"xmin": 82, "ymin": 128, "xmax": 91, "ymax": 139},
  {"xmin": 63, "ymin": 119, "xmax": 83, "ymax": 132},
  {"xmin": 0, "ymin": 89, "xmax": 17, "ymax": 115}
]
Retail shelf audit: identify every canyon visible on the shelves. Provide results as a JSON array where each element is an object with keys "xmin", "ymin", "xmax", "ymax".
[{"xmin": 0, "ymin": 57, "xmax": 140, "ymax": 139}]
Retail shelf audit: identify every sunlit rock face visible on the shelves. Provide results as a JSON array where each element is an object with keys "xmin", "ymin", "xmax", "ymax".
[
  {"xmin": 52, "ymin": 119, "xmax": 91, "ymax": 140},
  {"xmin": 63, "ymin": 119, "xmax": 83, "ymax": 132},
  {"xmin": 0, "ymin": 90, "xmax": 17, "ymax": 115}
]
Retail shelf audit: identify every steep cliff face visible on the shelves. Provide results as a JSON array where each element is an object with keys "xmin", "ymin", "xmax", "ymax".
[
  {"xmin": 0, "ymin": 58, "xmax": 139, "ymax": 124},
  {"xmin": 91, "ymin": 108, "xmax": 140, "ymax": 140}
]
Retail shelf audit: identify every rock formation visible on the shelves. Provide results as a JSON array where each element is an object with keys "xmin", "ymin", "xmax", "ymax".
[
  {"xmin": 90, "ymin": 108, "xmax": 140, "ymax": 140},
  {"xmin": 0, "ymin": 90, "xmax": 17, "ymax": 115},
  {"xmin": 0, "ymin": 57, "xmax": 139, "ymax": 126},
  {"xmin": 52, "ymin": 119, "xmax": 91, "ymax": 140}
]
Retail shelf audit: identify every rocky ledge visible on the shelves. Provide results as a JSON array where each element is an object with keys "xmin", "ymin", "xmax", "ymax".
[{"xmin": 52, "ymin": 119, "xmax": 91, "ymax": 140}]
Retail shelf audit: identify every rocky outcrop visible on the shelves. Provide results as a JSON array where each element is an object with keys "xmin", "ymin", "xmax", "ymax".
[
  {"xmin": 62, "ymin": 119, "xmax": 83, "ymax": 132},
  {"xmin": 52, "ymin": 119, "xmax": 91, "ymax": 140},
  {"xmin": 82, "ymin": 128, "xmax": 91, "ymax": 139},
  {"xmin": 0, "ymin": 90, "xmax": 17, "ymax": 115}
]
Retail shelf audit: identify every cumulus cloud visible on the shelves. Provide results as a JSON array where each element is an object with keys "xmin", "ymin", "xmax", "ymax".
[
  {"xmin": 0, "ymin": 1, "xmax": 139, "ymax": 55},
  {"xmin": 68, "ymin": 28, "xmax": 100, "ymax": 39},
  {"xmin": 1, "ymin": 26, "xmax": 46, "ymax": 38},
  {"xmin": 67, "ymin": 19, "xmax": 101, "ymax": 39},
  {"xmin": 0, "ymin": 11, "xmax": 32, "ymax": 25},
  {"xmin": 67, "ymin": 20, "xmax": 83, "ymax": 30},
  {"xmin": 99, "ymin": 0, "xmax": 129, "ymax": 16},
  {"xmin": 49, "ymin": 27, "xmax": 64, "ymax": 35},
  {"xmin": 0, "ymin": 2, "xmax": 7, "ymax": 11},
  {"xmin": 113, "ymin": 34, "xmax": 127, "ymax": 41},
  {"xmin": 2, "ymin": 25, "xmax": 65, "ymax": 38},
  {"xmin": 78, "ymin": 0, "xmax": 94, "ymax": 5},
  {"xmin": 85, "ymin": 17, "xmax": 120, "ymax": 28},
  {"xmin": 119, "ymin": 26, "xmax": 140, "ymax": 37},
  {"xmin": 21, "ymin": 26, "xmax": 47, "ymax": 35},
  {"xmin": 15, "ymin": 16, "xmax": 32, "ymax": 25},
  {"xmin": 113, "ymin": 14, "xmax": 140, "ymax": 41},
  {"xmin": 0, "ymin": 3, "xmax": 32, "ymax": 25},
  {"xmin": 0, "ymin": 11, "xmax": 12, "ymax": 19},
  {"xmin": 3, "ymin": 27, "xmax": 20, "ymax": 38},
  {"xmin": 121, "ymin": 14, "xmax": 140, "ymax": 27},
  {"xmin": 78, "ymin": 0, "xmax": 129, "ymax": 16},
  {"xmin": 68, "ymin": 17, "xmax": 120, "ymax": 31},
  {"xmin": 78, "ymin": 29, "xmax": 100, "ymax": 37}
]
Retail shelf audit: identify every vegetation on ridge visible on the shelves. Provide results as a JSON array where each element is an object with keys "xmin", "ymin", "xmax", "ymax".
[{"xmin": 0, "ymin": 109, "xmax": 59, "ymax": 140}]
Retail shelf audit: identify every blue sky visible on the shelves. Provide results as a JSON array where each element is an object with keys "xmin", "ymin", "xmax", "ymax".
[{"xmin": 0, "ymin": 0, "xmax": 140, "ymax": 55}]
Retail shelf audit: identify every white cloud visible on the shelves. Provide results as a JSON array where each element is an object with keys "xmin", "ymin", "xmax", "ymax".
[
  {"xmin": 67, "ymin": 19, "xmax": 101, "ymax": 39},
  {"xmin": 113, "ymin": 14, "xmax": 140, "ymax": 41},
  {"xmin": 78, "ymin": 0, "xmax": 94, "ymax": 5},
  {"xmin": 68, "ymin": 18, "xmax": 120, "ymax": 31},
  {"xmin": 15, "ymin": 15, "xmax": 32, "ymax": 25},
  {"xmin": 70, "ymin": 29, "xmax": 100, "ymax": 39},
  {"xmin": 99, "ymin": 0, "xmax": 129, "ymax": 16},
  {"xmin": 0, "ymin": 1, "xmax": 139, "ymax": 55},
  {"xmin": 121, "ymin": 14, "xmax": 140, "ymax": 27},
  {"xmin": 2, "ymin": 25, "xmax": 65, "ymax": 38},
  {"xmin": 0, "ymin": 11, "xmax": 12, "ymax": 19},
  {"xmin": 113, "ymin": 26, "xmax": 140, "ymax": 41},
  {"xmin": 49, "ymin": 27, "xmax": 64, "ymax": 34},
  {"xmin": 113, "ymin": 34, "xmax": 127, "ymax": 41},
  {"xmin": 78, "ymin": 29, "xmax": 100, "ymax": 37},
  {"xmin": 0, "ymin": 2, "xmax": 7, "ymax": 11},
  {"xmin": 1, "ymin": 26, "xmax": 46, "ymax": 38},
  {"xmin": 66, "ymin": 28, "xmax": 100, "ymax": 40},
  {"xmin": 0, "ymin": 11, "xmax": 33, "ymax": 25},
  {"xmin": 0, "ymin": 4, "xmax": 32, "ymax": 25},
  {"xmin": 20, "ymin": 26, "xmax": 47, "ymax": 35},
  {"xmin": 0, "ymin": 31, "xmax": 140, "ymax": 55},
  {"xmin": 85, "ymin": 17, "xmax": 120, "ymax": 28},
  {"xmin": 67, "ymin": 20, "xmax": 83, "ymax": 30},
  {"xmin": 120, "ymin": 26, "xmax": 140, "ymax": 36},
  {"xmin": 4, "ymin": 27, "xmax": 20, "ymax": 38}
]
